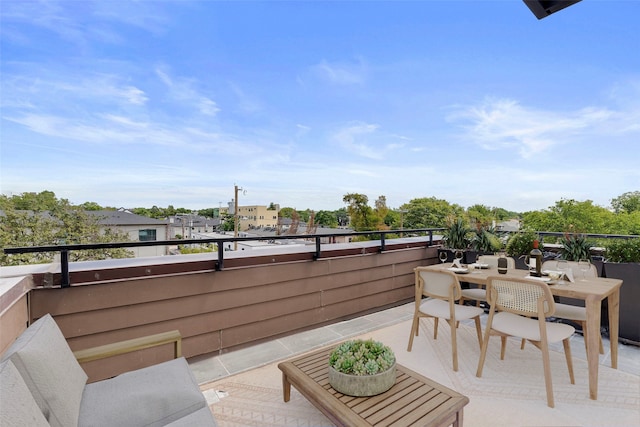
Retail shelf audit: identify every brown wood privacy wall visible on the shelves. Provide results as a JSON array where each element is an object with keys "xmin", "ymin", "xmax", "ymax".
[{"xmin": 27, "ymin": 246, "xmax": 438, "ymax": 381}]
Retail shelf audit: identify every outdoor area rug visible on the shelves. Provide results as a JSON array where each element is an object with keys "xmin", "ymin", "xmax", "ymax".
[{"xmin": 201, "ymin": 319, "xmax": 640, "ymax": 427}]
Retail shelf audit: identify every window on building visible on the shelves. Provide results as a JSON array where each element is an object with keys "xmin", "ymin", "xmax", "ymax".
[{"xmin": 139, "ymin": 229, "xmax": 157, "ymax": 241}]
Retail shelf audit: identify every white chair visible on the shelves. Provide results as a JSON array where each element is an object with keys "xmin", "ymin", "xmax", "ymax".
[
  {"xmin": 459, "ymin": 255, "xmax": 516, "ymax": 307},
  {"xmin": 476, "ymin": 276, "xmax": 575, "ymax": 408},
  {"xmin": 407, "ymin": 268, "xmax": 484, "ymax": 372},
  {"xmin": 539, "ymin": 259, "xmax": 604, "ymax": 354}
]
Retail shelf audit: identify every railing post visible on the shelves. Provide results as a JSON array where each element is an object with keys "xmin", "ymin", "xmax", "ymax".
[
  {"xmin": 380, "ymin": 233, "xmax": 386, "ymax": 251},
  {"xmin": 428, "ymin": 230, "xmax": 433, "ymax": 246},
  {"xmin": 314, "ymin": 237, "xmax": 321, "ymax": 260},
  {"xmin": 217, "ymin": 242, "xmax": 224, "ymax": 270},
  {"xmin": 60, "ymin": 250, "xmax": 70, "ymax": 288}
]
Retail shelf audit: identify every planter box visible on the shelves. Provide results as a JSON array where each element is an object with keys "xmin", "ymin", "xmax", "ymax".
[
  {"xmin": 437, "ymin": 248, "xmax": 483, "ymax": 265},
  {"xmin": 602, "ymin": 262, "xmax": 640, "ymax": 346}
]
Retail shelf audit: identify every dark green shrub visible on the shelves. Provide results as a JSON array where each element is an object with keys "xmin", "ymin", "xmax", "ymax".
[
  {"xmin": 471, "ymin": 225, "xmax": 502, "ymax": 253},
  {"xmin": 505, "ymin": 231, "xmax": 537, "ymax": 258},
  {"xmin": 443, "ymin": 217, "xmax": 471, "ymax": 250},
  {"xmin": 561, "ymin": 233, "xmax": 593, "ymax": 261},
  {"xmin": 605, "ymin": 238, "xmax": 640, "ymax": 263}
]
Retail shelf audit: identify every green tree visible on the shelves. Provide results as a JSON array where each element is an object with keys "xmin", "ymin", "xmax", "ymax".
[
  {"xmin": 467, "ymin": 204, "xmax": 493, "ymax": 227},
  {"xmin": 79, "ymin": 201, "xmax": 103, "ymax": 211},
  {"xmin": 611, "ymin": 191, "xmax": 640, "ymax": 214},
  {"xmin": 1, "ymin": 196, "xmax": 133, "ymax": 266},
  {"xmin": 335, "ymin": 208, "xmax": 349, "ymax": 227},
  {"xmin": 521, "ymin": 199, "xmax": 613, "ymax": 234},
  {"xmin": 315, "ymin": 210, "xmax": 338, "ymax": 227},
  {"xmin": 1, "ymin": 190, "xmax": 60, "ymax": 211},
  {"xmin": 343, "ymin": 193, "xmax": 376, "ymax": 231},
  {"xmin": 401, "ymin": 197, "xmax": 464, "ymax": 229},
  {"xmin": 197, "ymin": 208, "xmax": 217, "ymax": 218},
  {"xmin": 373, "ymin": 196, "xmax": 390, "ymax": 230},
  {"xmin": 278, "ymin": 207, "xmax": 296, "ymax": 219}
]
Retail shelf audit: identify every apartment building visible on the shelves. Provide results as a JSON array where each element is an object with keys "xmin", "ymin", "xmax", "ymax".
[{"xmin": 236, "ymin": 205, "xmax": 279, "ymax": 231}]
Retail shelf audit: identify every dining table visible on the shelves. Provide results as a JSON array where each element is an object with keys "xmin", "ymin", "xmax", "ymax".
[{"xmin": 423, "ymin": 262, "xmax": 622, "ymax": 401}]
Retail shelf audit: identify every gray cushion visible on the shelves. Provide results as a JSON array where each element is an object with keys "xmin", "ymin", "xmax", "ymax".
[
  {"xmin": 165, "ymin": 406, "xmax": 218, "ymax": 426},
  {"xmin": 0, "ymin": 360, "xmax": 50, "ymax": 427},
  {"xmin": 492, "ymin": 312, "xmax": 575, "ymax": 342},
  {"xmin": 1, "ymin": 314, "xmax": 88, "ymax": 427},
  {"xmin": 79, "ymin": 357, "xmax": 207, "ymax": 427}
]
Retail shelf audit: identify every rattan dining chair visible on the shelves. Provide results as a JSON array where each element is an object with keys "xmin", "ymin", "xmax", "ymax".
[
  {"xmin": 407, "ymin": 267, "xmax": 484, "ymax": 372},
  {"xmin": 459, "ymin": 255, "xmax": 516, "ymax": 307},
  {"xmin": 476, "ymin": 276, "xmax": 575, "ymax": 408},
  {"xmin": 521, "ymin": 260, "xmax": 604, "ymax": 354}
]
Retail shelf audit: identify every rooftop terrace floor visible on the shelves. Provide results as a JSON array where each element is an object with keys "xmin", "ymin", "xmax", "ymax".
[{"xmin": 188, "ymin": 303, "xmax": 640, "ymax": 426}]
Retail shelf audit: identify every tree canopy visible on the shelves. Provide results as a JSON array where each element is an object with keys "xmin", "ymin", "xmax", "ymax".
[{"xmin": 1, "ymin": 192, "xmax": 133, "ymax": 265}]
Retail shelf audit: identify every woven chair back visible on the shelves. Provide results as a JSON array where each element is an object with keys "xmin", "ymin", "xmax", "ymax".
[{"xmin": 487, "ymin": 276, "xmax": 555, "ymax": 318}]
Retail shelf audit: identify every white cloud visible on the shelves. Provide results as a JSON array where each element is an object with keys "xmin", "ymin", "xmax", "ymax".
[
  {"xmin": 312, "ymin": 58, "xmax": 367, "ymax": 85},
  {"xmin": 448, "ymin": 98, "xmax": 631, "ymax": 159},
  {"xmin": 331, "ymin": 122, "xmax": 382, "ymax": 159},
  {"xmin": 155, "ymin": 67, "xmax": 220, "ymax": 117}
]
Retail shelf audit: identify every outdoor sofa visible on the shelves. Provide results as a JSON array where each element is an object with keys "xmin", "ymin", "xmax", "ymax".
[{"xmin": 0, "ymin": 313, "xmax": 217, "ymax": 426}]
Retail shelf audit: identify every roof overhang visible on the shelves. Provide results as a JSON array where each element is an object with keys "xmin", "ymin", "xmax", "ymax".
[{"xmin": 523, "ymin": 0, "xmax": 582, "ymax": 19}]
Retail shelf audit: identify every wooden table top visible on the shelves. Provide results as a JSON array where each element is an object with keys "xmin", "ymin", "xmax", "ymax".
[
  {"xmin": 420, "ymin": 263, "xmax": 622, "ymax": 300},
  {"xmin": 278, "ymin": 346, "xmax": 469, "ymax": 427}
]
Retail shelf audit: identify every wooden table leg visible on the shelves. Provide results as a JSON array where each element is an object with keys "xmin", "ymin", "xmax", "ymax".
[
  {"xmin": 454, "ymin": 409, "xmax": 464, "ymax": 427},
  {"xmin": 585, "ymin": 295, "xmax": 601, "ymax": 400},
  {"xmin": 282, "ymin": 373, "xmax": 291, "ymax": 402},
  {"xmin": 607, "ymin": 289, "xmax": 620, "ymax": 370}
]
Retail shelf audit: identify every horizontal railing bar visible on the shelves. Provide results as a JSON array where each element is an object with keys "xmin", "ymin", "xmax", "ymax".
[{"xmin": 2, "ymin": 228, "xmax": 445, "ymax": 254}]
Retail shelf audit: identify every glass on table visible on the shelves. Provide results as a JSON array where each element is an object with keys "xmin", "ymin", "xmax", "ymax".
[
  {"xmin": 556, "ymin": 260, "xmax": 568, "ymax": 285},
  {"xmin": 578, "ymin": 259, "xmax": 591, "ymax": 281},
  {"xmin": 439, "ymin": 251, "xmax": 448, "ymax": 264}
]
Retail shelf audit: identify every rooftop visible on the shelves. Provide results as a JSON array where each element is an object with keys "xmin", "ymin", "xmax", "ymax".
[
  {"xmin": 191, "ymin": 303, "xmax": 640, "ymax": 426},
  {"xmin": 1, "ymin": 235, "xmax": 638, "ymax": 426}
]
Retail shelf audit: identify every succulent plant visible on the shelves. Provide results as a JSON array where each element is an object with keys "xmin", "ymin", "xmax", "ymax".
[{"xmin": 329, "ymin": 339, "xmax": 395, "ymax": 376}]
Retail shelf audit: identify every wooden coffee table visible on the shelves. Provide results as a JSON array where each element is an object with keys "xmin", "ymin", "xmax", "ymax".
[{"xmin": 278, "ymin": 346, "xmax": 469, "ymax": 427}]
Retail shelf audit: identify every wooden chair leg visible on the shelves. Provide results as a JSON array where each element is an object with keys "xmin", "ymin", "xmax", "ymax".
[
  {"xmin": 450, "ymin": 318, "xmax": 459, "ymax": 372},
  {"xmin": 500, "ymin": 336, "xmax": 507, "ymax": 360},
  {"xmin": 434, "ymin": 318, "xmax": 439, "ymax": 340},
  {"xmin": 407, "ymin": 315, "xmax": 420, "ymax": 351},
  {"xmin": 520, "ymin": 338, "xmax": 526, "ymax": 350},
  {"xmin": 474, "ymin": 316, "xmax": 483, "ymax": 349},
  {"xmin": 540, "ymin": 338, "xmax": 555, "ymax": 408},
  {"xmin": 562, "ymin": 338, "xmax": 575, "ymax": 384},
  {"xmin": 476, "ymin": 329, "xmax": 491, "ymax": 378}
]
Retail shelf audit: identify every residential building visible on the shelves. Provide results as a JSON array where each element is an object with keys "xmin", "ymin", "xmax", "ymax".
[{"xmin": 86, "ymin": 209, "xmax": 168, "ymax": 257}]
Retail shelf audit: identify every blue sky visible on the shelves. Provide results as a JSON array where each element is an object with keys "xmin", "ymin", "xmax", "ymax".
[{"xmin": 1, "ymin": 1, "xmax": 639, "ymax": 213}]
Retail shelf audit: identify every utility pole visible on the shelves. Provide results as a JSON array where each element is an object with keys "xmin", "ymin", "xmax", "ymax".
[
  {"xmin": 399, "ymin": 210, "xmax": 408, "ymax": 238},
  {"xmin": 233, "ymin": 185, "xmax": 244, "ymax": 251}
]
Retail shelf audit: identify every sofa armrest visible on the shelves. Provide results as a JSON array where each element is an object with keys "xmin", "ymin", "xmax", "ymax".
[{"xmin": 73, "ymin": 330, "xmax": 182, "ymax": 364}]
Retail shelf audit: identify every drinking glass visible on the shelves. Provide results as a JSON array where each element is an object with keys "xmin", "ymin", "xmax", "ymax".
[
  {"xmin": 578, "ymin": 259, "xmax": 591, "ymax": 281},
  {"xmin": 439, "ymin": 251, "xmax": 448, "ymax": 264},
  {"xmin": 557, "ymin": 260, "xmax": 568, "ymax": 285}
]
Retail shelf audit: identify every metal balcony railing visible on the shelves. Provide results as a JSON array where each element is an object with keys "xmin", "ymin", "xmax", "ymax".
[{"xmin": 3, "ymin": 228, "xmax": 445, "ymax": 288}]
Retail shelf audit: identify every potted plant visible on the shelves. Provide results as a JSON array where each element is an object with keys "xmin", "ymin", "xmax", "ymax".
[
  {"xmin": 561, "ymin": 233, "xmax": 593, "ymax": 262},
  {"xmin": 328, "ymin": 339, "xmax": 396, "ymax": 396},
  {"xmin": 470, "ymin": 224, "xmax": 503, "ymax": 256},
  {"xmin": 505, "ymin": 230, "xmax": 538, "ymax": 269},
  {"xmin": 439, "ymin": 217, "xmax": 472, "ymax": 263},
  {"xmin": 602, "ymin": 237, "xmax": 640, "ymax": 345}
]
